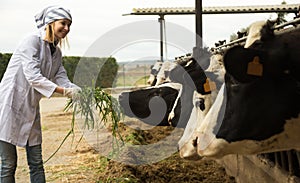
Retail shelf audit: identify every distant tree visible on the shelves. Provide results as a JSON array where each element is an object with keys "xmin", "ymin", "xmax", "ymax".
[
  {"xmin": 97, "ymin": 57, "xmax": 119, "ymax": 88},
  {"xmin": 0, "ymin": 53, "xmax": 12, "ymax": 81},
  {"xmin": 62, "ymin": 56, "xmax": 118, "ymax": 88},
  {"xmin": 0, "ymin": 52, "xmax": 119, "ymax": 88},
  {"xmin": 62, "ymin": 56, "xmax": 81, "ymax": 82}
]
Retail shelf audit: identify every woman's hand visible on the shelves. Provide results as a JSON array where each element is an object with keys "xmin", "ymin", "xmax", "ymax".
[{"xmin": 63, "ymin": 87, "xmax": 81, "ymax": 100}]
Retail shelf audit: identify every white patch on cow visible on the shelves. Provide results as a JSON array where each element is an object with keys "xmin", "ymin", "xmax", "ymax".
[
  {"xmin": 156, "ymin": 61, "xmax": 177, "ymax": 86},
  {"xmin": 147, "ymin": 75, "xmax": 156, "ymax": 85},
  {"xmin": 151, "ymin": 82, "xmax": 182, "ymax": 90},
  {"xmin": 194, "ymin": 84, "xmax": 227, "ymax": 158},
  {"xmin": 147, "ymin": 61, "xmax": 163, "ymax": 85},
  {"xmin": 197, "ymin": 116, "xmax": 300, "ymax": 158},
  {"xmin": 206, "ymin": 54, "xmax": 223, "ymax": 72},
  {"xmin": 168, "ymin": 84, "xmax": 183, "ymax": 124},
  {"xmin": 185, "ymin": 60, "xmax": 194, "ymax": 67},
  {"xmin": 244, "ymin": 20, "xmax": 266, "ymax": 48}
]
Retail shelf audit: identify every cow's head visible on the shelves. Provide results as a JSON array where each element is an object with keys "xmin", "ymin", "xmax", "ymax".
[
  {"xmin": 178, "ymin": 54, "xmax": 225, "ymax": 160},
  {"xmin": 118, "ymin": 83, "xmax": 181, "ymax": 127},
  {"xmin": 147, "ymin": 60, "xmax": 163, "ymax": 86},
  {"xmin": 155, "ymin": 61, "xmax": 177, "ymax": 86},
  {"xmin": 169, "ymin": 57, "xmax": 209, "ymax": 95},
  {"xmin": 178, "ymin": 93, "xmax": 214, "ymax": 160},
  {"xmin": 196, "ymin": 27, "xmax": 300, "ymax": 158},
  {"xmin": 220, "ymin": 45, "xmax": 300, "ymax": 140},
  {"xmin": 244, "ymin": 20, "xmax": 266, "ymax": 48}
]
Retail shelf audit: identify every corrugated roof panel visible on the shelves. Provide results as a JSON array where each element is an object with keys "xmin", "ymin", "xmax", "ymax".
[{"xmin": 130, "ymin": 4, "xmax": 300, "ymax": 15}]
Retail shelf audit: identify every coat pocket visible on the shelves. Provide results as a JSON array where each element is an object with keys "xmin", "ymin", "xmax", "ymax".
[{"xmin": 10, "ymin": 85, "xmax": 27, "ymax": 112}]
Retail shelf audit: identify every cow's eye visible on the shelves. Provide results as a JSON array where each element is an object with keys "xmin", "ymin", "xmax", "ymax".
[{"xmin": 195, "ymin": 98, "xmax": 205, "ymax": 111}]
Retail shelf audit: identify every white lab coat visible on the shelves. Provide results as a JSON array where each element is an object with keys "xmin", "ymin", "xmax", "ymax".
[{"xmin": 0, "ymin": 30, "xmax": 78, "ymax": 147}]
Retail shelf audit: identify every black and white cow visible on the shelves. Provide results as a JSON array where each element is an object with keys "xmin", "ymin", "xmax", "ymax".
[
  {"xmin": 155, "ymin": 54, "xmax": 194, "ymax": 86},
  {"xmin": 147, "ymin": 60, "xmax": 163, "ymax": 86},
  {"xmin": 118, "ymin": 82, "xmax": 181, "ymax": 127},
  {"xmin": 166, "ymin": 56, "xmax": 210, "ymax": 128},
  {"xmin": 120, "ymin": 60, "xmax": 179, "ymax": 127},
  {"xmin": 178, "ymin": 20, "xmax": 270, "ymax": 159},
  {"xmin": 177, "ymin": 54, "xmax": 225, "ymax": 159},
  {"xmin": 195, "ymin": 21, "xmax": 300, "ymax": 158},
  {"xmin": 119, "ymin": 56, "xmax": 204, "ymax": 128}
]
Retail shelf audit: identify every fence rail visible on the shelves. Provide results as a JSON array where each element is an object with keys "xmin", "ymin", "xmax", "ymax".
[{"xmin": 211, "ymin": 17, "xmax": 300, "ymax": 53}]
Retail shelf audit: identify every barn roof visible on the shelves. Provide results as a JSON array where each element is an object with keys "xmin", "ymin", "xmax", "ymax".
[{"xmin": 125, "ymin": 4, "xmax": 300, "ymax": 15}]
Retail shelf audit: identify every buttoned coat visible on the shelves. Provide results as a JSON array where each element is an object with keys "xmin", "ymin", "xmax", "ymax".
[{"xmin": 0, "ymin": 30, "xmax": 77, "ymax": 147}]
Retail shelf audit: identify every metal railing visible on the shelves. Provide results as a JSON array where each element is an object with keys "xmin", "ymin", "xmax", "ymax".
[
  {"xmin": 260, "ymin": 150, "xmax": 300, "ymax": 177},
  {"xmin": 210, "ymin": 17, "xmax": 300, "ymax": 54}
]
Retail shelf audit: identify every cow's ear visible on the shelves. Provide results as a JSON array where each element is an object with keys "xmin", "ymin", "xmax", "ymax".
[{"xmin": 224, "ymin": 46, "xmax": 265, "ymax": 83}]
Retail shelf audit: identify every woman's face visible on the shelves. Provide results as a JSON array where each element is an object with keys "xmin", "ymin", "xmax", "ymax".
[{"xmin": 53, "ymin": 19, "xmax": 72, "ymax": 39}]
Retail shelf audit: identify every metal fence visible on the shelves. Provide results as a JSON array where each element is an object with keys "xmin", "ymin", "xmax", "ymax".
[{"xmin": 260, "ymin": 150, "xmax": 300, "ymax": 178}]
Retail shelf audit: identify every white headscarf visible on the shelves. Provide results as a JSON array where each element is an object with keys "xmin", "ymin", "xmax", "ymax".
[{"xmin": 34, "ymin": 6, "xmax": 72, "ymax": 30}]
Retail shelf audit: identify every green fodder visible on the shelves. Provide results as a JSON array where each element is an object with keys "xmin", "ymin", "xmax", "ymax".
[{"xmin": 45, "ymin": 86, "xmax": 124, "ymax": 163}]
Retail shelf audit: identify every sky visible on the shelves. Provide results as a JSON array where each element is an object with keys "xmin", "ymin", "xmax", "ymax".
[{"xmin": 1, "ymin": 0, "xmax": 299, "ymax": 62}]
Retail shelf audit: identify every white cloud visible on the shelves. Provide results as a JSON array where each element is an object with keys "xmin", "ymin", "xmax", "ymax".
[{"xmin": 0, "ymin": 0, "xmax": 299, "ymax": 61}]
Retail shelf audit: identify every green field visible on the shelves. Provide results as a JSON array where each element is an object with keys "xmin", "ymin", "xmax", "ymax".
[{"xmin": 115, "ymin": 65, "xmax": 151, "ymax": 87}]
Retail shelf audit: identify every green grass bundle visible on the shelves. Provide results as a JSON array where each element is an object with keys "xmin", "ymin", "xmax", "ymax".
[{"xmin": 45, "ymin": 87, "xmax": 124, "ymax": 163}]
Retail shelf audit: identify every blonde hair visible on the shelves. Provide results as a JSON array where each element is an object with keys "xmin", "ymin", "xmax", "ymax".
[{"xmin": 44, "ymin": 22, "xmax": 70, "ymax": 49}]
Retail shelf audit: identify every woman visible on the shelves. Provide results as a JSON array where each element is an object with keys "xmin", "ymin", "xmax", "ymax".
[{"xmin": 0, "ymin": 6, "xmax": 80, "ymax": 183}]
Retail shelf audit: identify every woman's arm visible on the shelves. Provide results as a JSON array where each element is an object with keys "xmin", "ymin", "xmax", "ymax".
[{"xmin": 18, "ymin": 33, "xmax": 58, "ymax": 98}]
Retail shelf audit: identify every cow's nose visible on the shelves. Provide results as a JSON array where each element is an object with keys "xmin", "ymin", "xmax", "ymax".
[{"xmin": 192, "ymin": 137, "xmax": 198, "ymax": 147}]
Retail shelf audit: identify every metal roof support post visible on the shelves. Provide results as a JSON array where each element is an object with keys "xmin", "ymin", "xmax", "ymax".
[
  {"xmin": 159, "ymin": 15, "xmax": 165, "ymax": 62},
  {"xmin": 193, "ymin": 0, "xmax": 204, "ymax": 64},
  {"xmin": 195, "ymin": 0, "xmax": 203, "ymax": 48}
]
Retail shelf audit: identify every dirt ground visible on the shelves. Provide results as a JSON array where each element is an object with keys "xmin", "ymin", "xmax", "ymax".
[{"xmin": 15, "ymin": 97, "xmax": 236, "ymax": 183}]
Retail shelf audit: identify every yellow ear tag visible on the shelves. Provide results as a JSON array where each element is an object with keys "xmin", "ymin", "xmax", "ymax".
[
  {"xmin": 204, "ymin": 79, "xmax": 217, "ymax": 93},
  {"xmin": 247, "ymin": 56, "xmax": 263, "ymax": 76}
]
